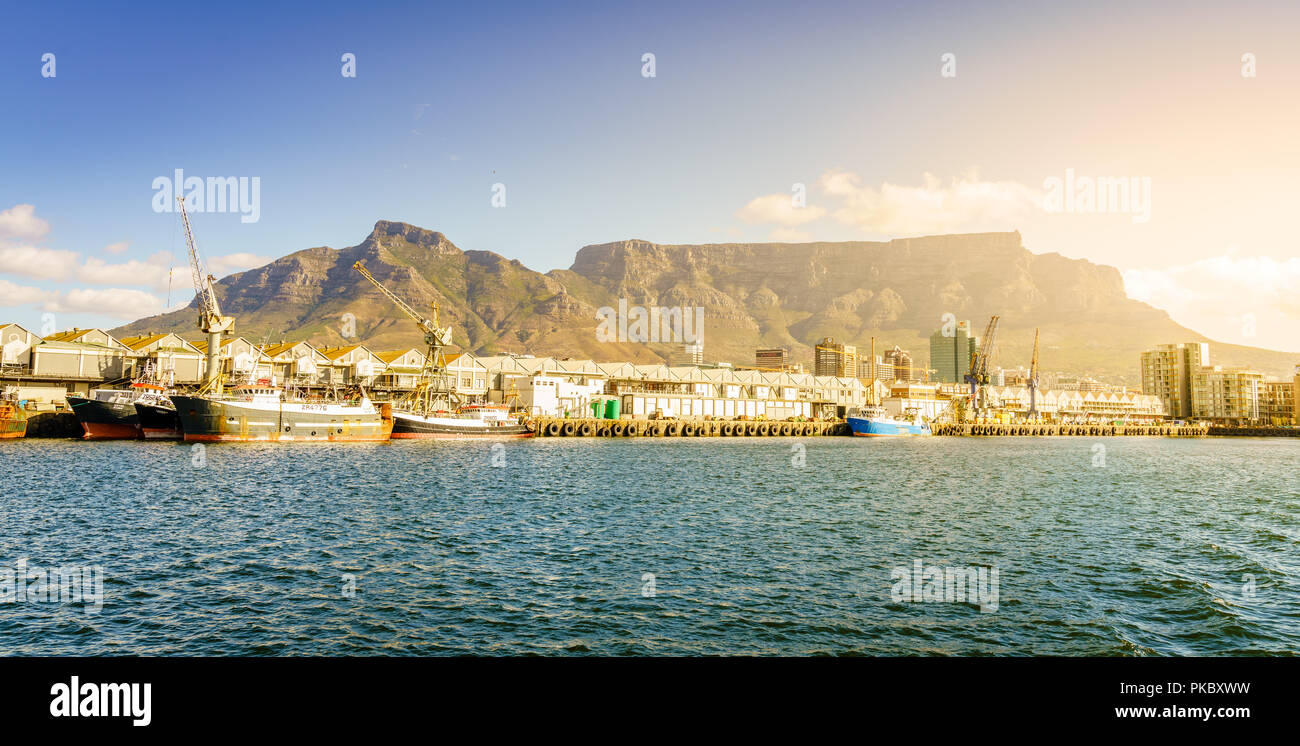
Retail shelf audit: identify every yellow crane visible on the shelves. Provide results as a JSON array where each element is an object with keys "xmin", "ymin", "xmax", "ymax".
[{"xmin": 352, "ymin": 261, "xmax": 454, "ymax": 413}]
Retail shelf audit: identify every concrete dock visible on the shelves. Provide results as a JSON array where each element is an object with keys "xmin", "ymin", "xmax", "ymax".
[
  {"xmin": 930, "ymin": 422, "xmax": 1209, "ymax": 437},
  {"xmin": 528, "ymin": 418, "xmax": 1211, "ymax": 437},
  {"xmin": 529, "ymin": 418, "xmax": 849, "ymax": 437}
]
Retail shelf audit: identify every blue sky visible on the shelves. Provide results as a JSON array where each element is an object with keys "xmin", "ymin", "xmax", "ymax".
[{"xmin": 3, "ymin": 0, "xmax": 1299, "ymax": 350}]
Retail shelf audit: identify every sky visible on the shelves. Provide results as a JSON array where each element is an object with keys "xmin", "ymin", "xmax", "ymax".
[{"xmin": 2, "ymin": 0, "xmax": 1298, "ymax": 351}]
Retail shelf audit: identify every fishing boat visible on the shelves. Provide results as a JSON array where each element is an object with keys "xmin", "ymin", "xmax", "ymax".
[
  {"xmin": 66, "ymin": 364, "xmax": 175, "ymax": 440},
  {"xmin": 135, "ymin": 399, "xmax": 182, "ymax": 440},
  {"xmin": 351, "ymin": 262, "xmax": 531, "ymax": 439},
  {"xmin": 391, "ymin": 403, "xmax": 534, "ymax": 439},
  {"xmin": 0, "ymin": 397, "xmax": 26, "ymax": 439},
  {"xmin": 170, "ymin": 379, "xmax": 393, "ymax": 442},
  {"xmin": 846, "ymin": 406, "xmax": 932, "ymax": 437}
]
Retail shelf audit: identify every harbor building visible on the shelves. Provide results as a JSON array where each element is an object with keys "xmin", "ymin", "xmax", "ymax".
[
  {"xmin": 1190, "ymin": 366, "xmax": 1265, "ymax": 423},
  {"xmin": 928, "ymin": 320, "xmax": 978, "ymax": 383},
  {"xmin": 980, "ymin": 386, "xmax": 1167, "ymax": 420},
  {"xmin": 814, "ymin": 337, "xmax": 857, "ymax": 378},
  {"xmin": 118, "ymin": 334, "xmax": 205, "ymax": 383},
  {"xmin": 263, "ymin": 341, "xmax": 330, "ymax": 386},
  {"xmin": 372, "ymin": 348, "xmax": 426, "ymax": 390},
  {"xmin": 1295, "ymin": 365, "xmax": 1300, "ymax": 423},
  {"xmin": 0, "ymin": 323, "xmax": 41, "ymax": 371},
  {"xmin": 1260, "ymin": 379, "xmax": 1296, "ymax": 425},
  {"xmin": 1140, "ymin": 342, "xmax": 1209, "ymax": 418}
]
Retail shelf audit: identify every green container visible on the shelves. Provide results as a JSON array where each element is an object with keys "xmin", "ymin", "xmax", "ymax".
[
  {"xmin": 590, "ymin": 400, "xmax": 604, "ymax": 419},
  {"xmin": 604, "ymin": 399, "xmax": 620, "ymax": 420}
]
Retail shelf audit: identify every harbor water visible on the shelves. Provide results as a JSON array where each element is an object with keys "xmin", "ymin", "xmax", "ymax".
[{"xmin": 1, "ymin": 436, "xmax": 1296, "ymax": 655}]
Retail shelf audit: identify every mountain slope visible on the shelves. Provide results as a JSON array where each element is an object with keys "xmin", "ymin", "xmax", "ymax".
[{"xmin": 112, "ymin": 225, "xmax": 1299, "ymax": 384}]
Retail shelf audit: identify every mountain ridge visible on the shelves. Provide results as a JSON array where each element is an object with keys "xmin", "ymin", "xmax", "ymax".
[{"xmin": 111, "ymin": 223, "xmax": 1299, "ymax": 384}]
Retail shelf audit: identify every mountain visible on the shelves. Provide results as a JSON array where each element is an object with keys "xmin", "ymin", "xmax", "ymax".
[{"xmin": 112, "ymin": 224, "xmax": 1299, "ymax": 384}]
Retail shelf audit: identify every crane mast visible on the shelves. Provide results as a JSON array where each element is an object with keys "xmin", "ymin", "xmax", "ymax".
[
  {"xmin": 964, "ymin": 315, "xmax": 1000, "ymax": 412},
  {"xmin": 352, "ymin": 261, "xmax": 454, "ymax": 413},
  {"xmin": 179, "ymin": 197, "xmax": 234, "ymax": 392},
  {"xmin": 1028, "ymin": 327, "xmax": 1041, "ymax": 418}
]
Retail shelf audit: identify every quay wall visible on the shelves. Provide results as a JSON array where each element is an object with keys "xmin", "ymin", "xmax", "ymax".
[{"xmin": 527, "ymin": 418, "xmax": 1211, "ymax": 438}]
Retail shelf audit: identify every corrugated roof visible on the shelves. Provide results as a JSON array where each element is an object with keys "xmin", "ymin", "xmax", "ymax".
[
  {"xmin": 374, "ymin": 348, "xmax": 423, "ymax": 364},
  {"xmin": 117, "ymin": 333, "xmax": 171, "ymax": 351}
]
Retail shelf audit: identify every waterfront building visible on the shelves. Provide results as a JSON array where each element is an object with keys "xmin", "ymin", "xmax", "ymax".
[
  {"xmin": 118, "ymin": 333, "xmax": 206, "ymax": 384},
  {"xmin": 29, "ymin": 329, "xmax": 129, "ymax": 383},
  {"xmin": 0, "ymin": 323, "xmax": 41, "ymax": 371},
  {"xmin": 1190, "ymin": 365, "xmax": 1264, "ymax": 423},
  {"xmin": 928, "ymin": 320, "xmax": 978, "ymax": 383},
  {"xmin": 814, "ymin": 337, "xmax": 857, "ymax": 378},
  {"xmin": 881, "ymin": 382, "xmax": 950, "ymax": 420},
  {"xmin": 1140, "ymin": 342, "xmax": 1209, "ymax": 418},
  {"xmin": 317, "ymin": 345, "xmax": 386, "ymax": 385},
  {"xmin": 1260, "ymin": 379, "xmax": 1296, "ymax": 425},
  {"xmin": 983, "ymin": 386, "xmax": 1167, "ymax": 420},
  {"xmin": 262, "ymin": 341, "xmax": 330, "ymax": 386},
  {"xmin": 192, "ymin": 336, "xmax": 273, "ymax": 382},
  {"xmin": 1295, "ymin": 365, "xmax": 1300, "ymax": 424},
  {"xmin": 372, "ymin": 348, "xmax": 427, "ymax": 390}
]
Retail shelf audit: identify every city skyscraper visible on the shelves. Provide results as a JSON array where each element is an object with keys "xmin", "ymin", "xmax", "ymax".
[{"xmin": 928, "ymin": 321, "xmax": 978, "ymax": 383}]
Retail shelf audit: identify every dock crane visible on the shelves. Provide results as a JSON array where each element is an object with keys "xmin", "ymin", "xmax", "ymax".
[
  {"xmin": 179, "ymin": 197, "xmax": 235, "ymax": 392},
  {"xmin": 352, "ymin": 261, "xmax": 454, "ymax": 413},
  {"xmin": 1028, "ymin": 327, "xmax": 1041, "ymax": 418},
  {"xmin": 964, "ymin": 315, "xmax": 1000, "ymax": 412}
]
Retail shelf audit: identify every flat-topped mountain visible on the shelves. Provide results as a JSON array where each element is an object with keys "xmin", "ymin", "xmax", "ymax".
[{"xmin": 112, "ymin": 224, "xmax": 1298, "ymax": 383}]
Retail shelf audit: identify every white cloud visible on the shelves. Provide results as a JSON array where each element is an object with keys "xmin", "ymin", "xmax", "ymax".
[
  {"xmin": 1124, "ymin": 253, "xmax": 1300, "ymax": 353},
  {"xmin": 819, "ymin": 170, "xmax": 1040, "ymax": 235},
  {"xmin": 0, "ymin": 281, "xmax": 161, "ymax": 320},
  {"xmin": 0, "ymin": 205, "xmax": 50, "ymax": 242},
  {"xmin": 0, "ymin": 245, "xmax": 81, "ymax": 280},
  {"xmin": 55, "ymin": 288, "xmax": 166, "ymax": 319},
  {"xmin": 735, "ymin": 194, "xmax": 827, "ymax": 226},
  {"xmin": 0, "ymin": 278, "xmax": 58, "ymax": 308},
  {"xmin": 1, "ymin": 242, "xmax": 263, "ymax": 294},
  {"xmin": 0, "ymin": 204, "xmax": 273, "ymax": 325}
]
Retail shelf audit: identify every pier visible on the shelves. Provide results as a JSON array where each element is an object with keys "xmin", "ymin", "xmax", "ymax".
[
  {"xmin": 930, "ymin": 422, "xmax": 1209, "ymax": 437},
  {"xmin": 527, "ymin": 418, "xmax": 1211, "ymax": 438},
  {"xmin": 529, "ymin": 418, "xmax": 849, "ymax": 437}
]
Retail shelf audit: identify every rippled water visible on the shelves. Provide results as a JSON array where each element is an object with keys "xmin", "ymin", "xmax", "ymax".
[{"xmin": 1, "ymin": 436, "xmax": 1296, "ymax": 655}]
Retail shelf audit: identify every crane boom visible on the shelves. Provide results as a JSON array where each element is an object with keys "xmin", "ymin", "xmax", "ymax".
[
  {"xmin": 963, "ymin": 315, "xmax": 1000, "ymax": 410},
  {"xmin": 353, "ymin": 262, "xmax": 451, "ymax": 347},
  {"xmin": 179, "ymin": 197, "xmax": 234, "ymax": 391},
  {"xmin": 352, "ymin": 261, "xmax": 454, "ymax": 413},
  {"xmin": 179, "ymin": 197, "xmax": 233, "ymax": 334}
]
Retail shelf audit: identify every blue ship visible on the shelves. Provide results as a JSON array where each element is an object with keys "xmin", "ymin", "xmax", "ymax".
[{"xmin": 846, "ymin": 407, "xmax": 932, "ymax": 437}]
